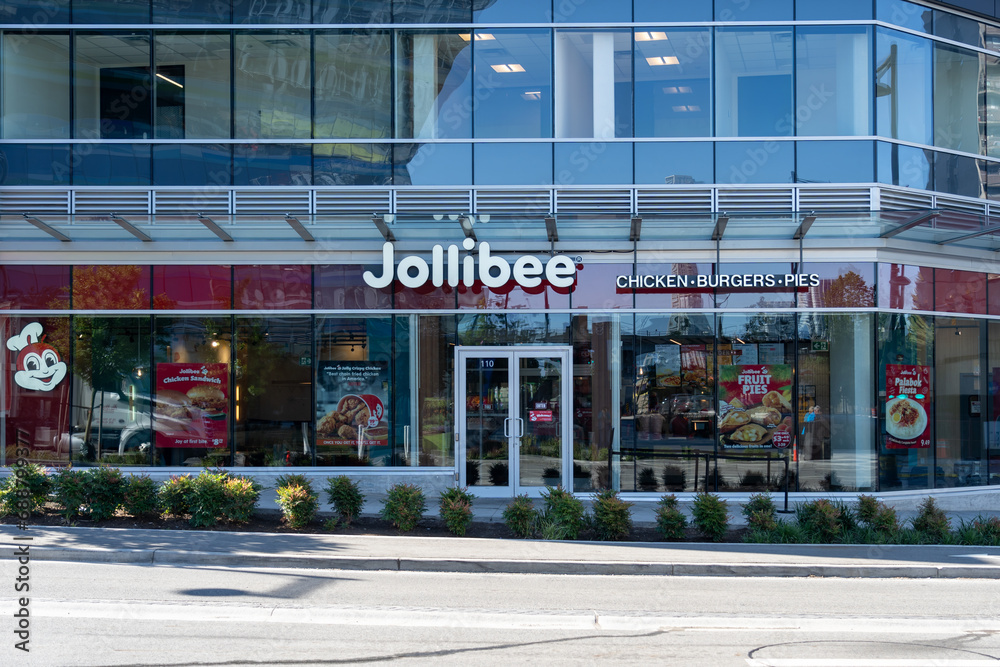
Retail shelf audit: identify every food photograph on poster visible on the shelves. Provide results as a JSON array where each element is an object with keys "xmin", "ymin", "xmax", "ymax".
[
  {"xmin": 154, "ymin": 363, "xmax": 229, "ymax": 448},
  {"xmin": 885, "ymin": 364, "xmax": 932, "ymax": 449},
  {"xmin": 718, "ymin": 364, "xmax": 794, "ymax": 450},
  {"xmin": 316, "ymin": 361, "xmax": 389, "ymax": 463}
]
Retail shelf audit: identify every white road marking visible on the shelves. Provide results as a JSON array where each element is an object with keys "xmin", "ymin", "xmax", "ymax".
[{"xmin": 747, "ymin": 661, "xmax": 999, "ymax": 666}]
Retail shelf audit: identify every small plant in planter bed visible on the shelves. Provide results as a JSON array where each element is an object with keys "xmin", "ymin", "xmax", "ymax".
[
  {"xmin": 502, "ymin": 494, "xmax": 538, "ymax": 538},
  {"xmin": 221, "ymin": 475, "xmax": 262, "ymax": 524},
  {"xmin": 84, "ymin": 466, "xmax": 128, "ymax": 521},
  {"xmin": 275, "ymin": 473, "xmax": 313, "ymax": 494},
  {"xmin": 381, "ymin": 483, "xmax": 426, "ymax": 532},
  {"xmin": 591, "ymin": 488, "xmax": 633, "ymax": 541},
  {"xmin": 654, "ymin": 494, "xmax": 688, "ymax": 541},
  {"xmin": 51, "ymin": 466, "xmax": 88, "ymax": 521},
  {"xmin": 796, "ymin": 499, "xmax": 843, "ymax": 543},
  {"xmin": 691, "ymin": 492, "xmax": 729, "ymax": 542},
  {"xmin": 159, "ymin": 474, "xmax": 194, "ymax": 517},
  {"xmin": 741, "ymin": 491, "xmax": 777, "ymax": 532},
  {"xmin": 187, "ymin": 470, "xmax": 232, "ymax": 528},
  {"xmin": 123, "ymin": 473, "xmax": 160, "ymax": 519},
  {"xmin": 911, "ymin": 497, "xmax": 950, "ymax": 543},
  {"xmin": 0, "ymin": 463, "xmax": 51, "ymax": 517},
  {"xmin": 325, "ymin": 475, "xmax": 365, "ymax": 527},
  {"xmin": 276, "ymin": 484, "xmax": 318, "ymax": 529},
  {"xmin": 539, "ymin": 486, "xmax": 585, "ymax": 540},
  {"xmin": 439, "ymin": 486, "xmax": 475, "ymax": 536}
]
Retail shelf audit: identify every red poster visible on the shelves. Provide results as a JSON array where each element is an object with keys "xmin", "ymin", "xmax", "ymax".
[
  {"xmin": 718, "ymin": 364, "xmax": 793, "ymax": 449},
  {"xmin": 885, "ymin": 364, "xmax": 931, "ymax": 449},
  {"xmin": 529, "ymin": 410, "xmax": 553, "ymax": 423},
  {"xmin": 155, "ymin": 363, "xmax": 228, "ymax": 448}
]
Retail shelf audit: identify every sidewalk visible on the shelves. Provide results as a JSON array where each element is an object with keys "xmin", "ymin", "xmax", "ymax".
[{"xmin": 6, "ymin": 524, "xmax": 1000, "ymax": 579}]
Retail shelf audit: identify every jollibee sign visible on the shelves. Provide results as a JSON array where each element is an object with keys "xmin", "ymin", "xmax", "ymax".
[{"xmin": 363, "ymin": 240, "xmax": 578, "ymax": 289}]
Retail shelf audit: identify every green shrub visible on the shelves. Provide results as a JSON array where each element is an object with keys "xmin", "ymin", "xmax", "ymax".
[
  {"xmin": 796, "ymin": 499, "xmax": 842, "ymax": 543},
  {"xmin": 654, "ymin": 494, "xmax": 688, "ymax": 541},
  {"xmin": 122, "ymin": 474, "xmax": 160, "ymax": 518},
  {"xmin": 275, "ymin": 473, "xmax": 313, "ymax": 494},
  {"xmin": 691, "ymin": 492, "xmax": 729, "ymax": 542},
  {"xmin": 502, "ymin": 494, "xmax": 538, "ymax": 538},
  {"xmin": 912, "ymin": 497, "xmax": 950, "ymax": 542},
  {"xmin": 744, "ymin": 520, "xmax": 805, "ymax": 544},
  {"xmin": 0, "ymin": 463, "xmax": 51, "ymax": 516},
  {"xmin": 84, "ymin": 466, "xmax": 127, "ymax": 521},
  {"xmin": 51, "ymin": 467, "xmax": 88, "ymax": 521},
  {"xmin": 742, "ymin": 492, "xmax": 777, "ymax": 531},
  {"xmin": 591, "ymin": 488, "xmax": 633, "ymax": 541},
  {"xmin": 222, "ymin": 475, "xmax": 261, "ymax": 524},
  {"xmin": 539, "ymin": 486, "xmax": 586, "ymax": 540},
  {"xmin": 868, "ymin": 505, "xmax": 900, "ymax": 534},
  {"xmin": 187, "ymin": 470, "xmax": 229, "ymax": 528},
  {"xmin": 830, "ymin": 500, "xmax": 860, "ymax": 533},
  {"xmin": 276, "ymin": 484, "xmax": 318, "ymax": 529},
  {"xmin": 439, "ymin": 487, "xmax": 475, "ymax": 536},
  {"xmin": 323, "ymin": 517, "xmax": 339, "ymax": 532},
  {"xmin": 159, "ymin": 474, "xmax": 193, "ymax": 516},
  {"xmin": 637, "ymin": 467, "xmax": 658, "ymax": 492},
  {"xmin": 856, "ymin": 495, "xmax": 880, "ymax": 523},
  {"xmin": 956, "ymin": 516, "xmax": 1000, "ymax": 546},
  {"xmin": 325, "ymin": 476, "xmax": 365, "ymax": 526},
  {"xmin": 381, "ymin": 483, "xmax": 426, "ymax": 532}
]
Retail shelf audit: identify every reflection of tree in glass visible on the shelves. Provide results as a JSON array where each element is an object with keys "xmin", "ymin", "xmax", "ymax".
[{"xmin": 824, "ymin": 271, "xmax": 875, "ymax": 308}]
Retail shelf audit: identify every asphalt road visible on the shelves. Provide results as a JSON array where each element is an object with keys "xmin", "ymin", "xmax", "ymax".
[{"xmin": 5, "ymin": 561, "xmax": 1000, "ymax": 666}]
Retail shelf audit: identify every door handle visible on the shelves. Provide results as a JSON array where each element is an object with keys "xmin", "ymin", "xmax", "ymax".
[
  {"xmin": 503, "ymin": 418, "xmax": 510, "ymax": 438},
  {"xmin": 516, "ymin": 418, "xmax": 525, "ymax": 438}
]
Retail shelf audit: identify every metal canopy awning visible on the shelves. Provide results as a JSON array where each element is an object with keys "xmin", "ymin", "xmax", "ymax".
[{"xmin": 5, "ymin": 209, "xmax": 1000, "ymax": 253}]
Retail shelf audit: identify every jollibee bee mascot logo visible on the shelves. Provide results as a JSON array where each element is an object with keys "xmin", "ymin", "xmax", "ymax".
[{"xmin": 7, "ymin": 322, "xmax": 67, "ymax": 391}]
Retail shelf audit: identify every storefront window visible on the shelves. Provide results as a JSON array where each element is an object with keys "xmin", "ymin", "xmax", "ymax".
[
  {"xmin": 798, "ymin": 263, "xmax": 876, "ymax": 308},
  {"xmin": 935, "ymin": 269, "xmax": 987, "ymax": 314},
  {"xmin": 716, "ymin": 263, "xmax": 796, "ymax": 309},
  {"xmin": 234, "ymin": 316, "xmax": 312, "ymax": 466},
  {"xmin": 315, "ymin": 265, "xmax": 391, "ymax": 310},
  {"xmin": 935, "ymin": 317, "xmax": 987, "ymax": 488},
  {"xmin": 571, "ymin": 262, "xmax": 634, "ymax": 310},
  {"xmin": 0, "ymin": 266, "xmax": 70, "ymax": 310},
  {"xmin": 633, "ymin": 262, "xmax": 714, "ymax": 310},
  {"xmin": 571, "ymin": 315, "xmax": 619, "ymax": 493},
  {"xmin": 878, "ymin": 263, "xmax": 934, "ymax": 311},
  {"xmin": 988, "ymin": 322, "xmax": 1000, "ymax": 484},
  {"xmin": 153, "ymin": 265, "xmax": 232, "ymax": 310},
  {"xmin": 73, "ymin": 265, "xmax": 151, "ymax": 310},
  {"xmin": 416, "ymin": 315, "xmax": 456, "ymax": 467},
  {"xmin": 234, "ymin": 265, "xmax": 311, "ymax": 310}
]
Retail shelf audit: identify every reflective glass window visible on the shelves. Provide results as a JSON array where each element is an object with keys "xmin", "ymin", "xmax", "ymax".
[
  {"xmin": 555, "ymin": 31, "xmax": 631, "ymax": 139},
  {"xmin": 457, "ymin": 313, "xmax": 570, "ymax": 346},
  {"xmin": 716, "ymin": 264, "xmax": 796, "ymax": 309},
  {"xmin": 934, "ymin": 9, "xmax": 986, "ymax": 49},
  {"xmin": 716, "ymin": 29, "xmax": 793, "ymax": 138},
  {"xmin": 394, "ymin": 0, "xmax": 471, "ymax": 22},
  {"xmin": 991, "ymin": 275, "xmax": 1000, "ymax": 315},
  {"xmin": 234, "ymin": 33, "xmax": 310, "ymax": 140},
  {"xmin": 2, "ymin": 33, "xmax": 69, "ymax": 139},
  {"xmin": 234, "ymin": 316, "xmax": 313, "ymax": 466},
  {"xmin": 633, "ymin": 262, "xmax": 714, "ymax": 310},
  {"xmin": 154, "ymin": 0, "xmax": 230, "ymax": 23},
  {"xmin": 73, "ymin": 144, "xmax": 151, "ymax": 186},
  {"xmin": 876, "ymin": 29, "xmax": 932, "ymax": 146},
  {"xmin": 153, "ymin": 316, "xmax": 233, "ymax": 466},
  {"xmin": 394, "ymin": 143, "xmax": 472, "ymax": 186},
  {"xmin": 878, "ymin": 263, "xmax": 935, "ymax": 311},
  {"xmin": 795, "ymin": 0, "xmax": 872, "ymax": 19},
  {"xmin": 314, "ymin": 31, "xmax": 391, "ymax": 141},
  {"xmin": 315, "ymin": 1, "xmax": 391, "ymax": 23},
  {"xmin": 877, "ymin": 141, "xmax": 932, "ymax": 190},
  {"xmin": 456, "ymin": 258, "xmax": 571, "ymax": 310},
  {"xmin": 153, "ymin": 265, "xmax": 232, "ymax": 310},
  {"xmin": 1, "ymin": 1, "xmax": 69, "ymax": 24},
  {"xmin": 153, "ymin": 144, "xmax": 231, "ymax": 186},
  {"xmin": 634, "ymin": 28, "xmax": 710, "ymax": 139},
  {"xmin": 73, "ymin": 0, "xmax": 148, "ymax": 23},
  {"xmin": 395, "ymin": 30, "xmax": 472, "ymax": 139},
  {"xmin": 474, "ymin": 143, "xmax": 552, "ymax": 186},
  {"xmin": 395, "ymin": 274, "xmax": 456, "ymax": 310},
  {"xmin": 796, "ymin": 27, "xmax": 872, "ymax": 137},
  {"xmin": 155, "ymin": 33, "xmax": 231, "ymax": 139},
  {"xmin": 934, "ymin": 151, "xmax": 985, "ymax": 200},
  {"xmin": 233, "ymin": 143, "xmax": 310, "ymax": 186},
  {"xmin": 474, "ymin": 29, "xmax": 551, "ymax": 139},
  {"xmin": 571, "ymin": 315, "xmax": 618, "ymax": 491},
  {"xmin": 987, "ymin": 55, "xmax": 1000, "ymax": 159},
  {"xmin": 934, "ymin": 43, "xmax": 982, "ymax": 154},
  {"xmin": 315, "ymin": 265, "xmax": 392, "ymax": 310},
  {"xmin": 796, "ymin": 141, "xmax": 874, "ymax": 184},
  {"xmin": 233, "ymin": 0, "xmax": 310, "ymax": 23},
  {"xmin": 73, "ymin": 266, "xmax": 151, "ymax": 310},
  {"xmin": 715, "ymin": 0, "xmax": 792, "ymax": 21},
  {"xmin": 75, "ymin": 33, "xmax": 152, "ymax": 140},
  {"xmin": 798, "ymin": 263, "xmax": 876, "ymax": 308},
  {"xmin": 475, "ymin": 0, "xmax": 551, "ymax": 23},
  {"xmin": 634, "ymin": 0, "xmax": 711, "ymax": 21},
  {"xmin": 635, "ymin": 142, "xmax": 713, "ymax": 185},
  {"xmin": 314, "ymin": 144, "xmax": 393, "ymax": 186},
  {"xmin": 716, "ymin": 141, "xmax": 794, "ymax": 185},
  {"xmin": 234, "ymin": 265, "xmax": 311, "ymax": 310},
  {"xmin": 0, "ymin": 266, "xmax": 70, "ymax": 310},
  {"xmin": 0, "ymin": 145, "xmax": 71, "ymax": 186},
  {"xmin": 415, "ymin": 315, "xmax": 456, "ymax": 466},
  {"xmin": 934, "ymin": 317, "xmax": 987, "ymax": 488},
  {"xmin": 571, "ymin": 263, "xmax": 634, "ymax": 309},
  {"xmin": 935, "ymin": 269, "xmax": 987, "ymax": 314},
  {"xmin": 552, "ymin": 0, "xmax": 628, "ymax": 22},
  {"xmin": 554, "ymin": 142, "xmax": 632, "ymax": 186},
  {"xmin": 877, "ymin": 0, "xmax": 933, "ymax": 33}
]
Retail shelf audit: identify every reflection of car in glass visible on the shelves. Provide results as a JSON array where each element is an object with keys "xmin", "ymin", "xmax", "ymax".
[{"xmin": 75, "ymin": 390, "xmax": 211, "ymax": 456}]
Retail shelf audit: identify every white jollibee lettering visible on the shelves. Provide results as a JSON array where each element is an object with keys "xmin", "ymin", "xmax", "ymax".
[{"xmin": 363, "ymin": 242, "xmax": 578, "ymax": 290}]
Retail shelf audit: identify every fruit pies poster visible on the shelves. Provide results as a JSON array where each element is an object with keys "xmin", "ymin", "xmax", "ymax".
[
  {"xmin": 885, "ymin": 364, "xmax": 931, "ymax": 449},
  {"xmin": 155, "ymin": 363, "xmax": 229, "ymax": 448},
  {"xmin": 719, "ymin": 364, "xmax": 793, "ymax": 449}
]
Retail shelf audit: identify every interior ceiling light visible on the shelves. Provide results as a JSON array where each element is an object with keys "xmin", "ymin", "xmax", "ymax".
[
  {"xmin": 663, "ymin": 86, "xmax": 692, "ymax": 94},
  {"xmin": 635, "ymin": 31, "xmax": 668, "ymax": 42},
  {"xmin": 491, "ymin": 63, "xmax": 525, "ymax": 73},
  {"xmin": 672, "ymin": 105, "xmax": 701, "ymax": 112},
  {"xmin": 459, "ymin": 33, "xmax": 496, "ymax": 41},
  {"xmin": 646, "ymin": 56, "xmax": 680, "ymax": 66},
  {"xmin": 155, "ymin": 72, "xmax": 183, "ymax": 88},
  {"xmin": 521, "ymin": 91, "xmax": 541, "ymax": 100}
]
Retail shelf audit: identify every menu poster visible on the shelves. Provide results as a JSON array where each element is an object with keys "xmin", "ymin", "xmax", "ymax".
[
  {"xmin": 758, "ymin": 343, "xmax": 784, "ymax": 364},
  {"xmin": 155, "ymin": 363, "xmax": 228, "ymax": 448},
  {"xmin": 733, "ymin": 344, "xmax": 759, "ymax": 365},
  {"xmin": 654, "ymin": 344, "xmax": 681, "ymax": 387},
  {"xmin": 885, "ymin": 364, "xmax": 931, "ymax": 449},
  {"xmin": 718, "ymin": 364, "xmax": 793, "ymax": 449},
  {"xmin": 316, "ymin": 361, "xmax": 389, "ymax": 448}
]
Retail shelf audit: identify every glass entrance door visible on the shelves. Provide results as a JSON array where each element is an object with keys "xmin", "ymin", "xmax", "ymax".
[{"xmin": 457, "ymin": 347, "xmax": 571, "ymax": 496}]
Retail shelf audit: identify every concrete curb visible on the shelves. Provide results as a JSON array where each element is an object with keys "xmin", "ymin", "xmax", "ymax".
[{"xmin": 26, "ymin": 545, "xmax": 1000, "ymax": 578}]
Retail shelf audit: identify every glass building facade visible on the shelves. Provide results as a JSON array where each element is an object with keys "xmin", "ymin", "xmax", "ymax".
[{"xmin": 3, "ymin": 0, "xmax": 1000, "ymax": 496}]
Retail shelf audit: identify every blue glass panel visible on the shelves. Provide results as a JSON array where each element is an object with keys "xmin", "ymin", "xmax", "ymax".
[
  {"xmin": 715, "ymin": 0, "xmax": 792, "ymax": 21},
  {"xmin": 394, "ymin": 0, "xmax": 472, "ymax": 23},
  {"xmin": 394, "ymin": 143, "xmax": 471, "ymax": 186},
  {"xmin": 153, "ymin": 144, "xmax": 231, "ymax": 186},
  {"xmin": 877, "ymin": 0, "xmax": 933, "ymax": 33},
  {"xmin": 154, "ymin": 0, "xmax": 230, "ymax": 23},
  {"xmin": 796, "ymin": 0, "xmax": 873, "ymax": 19},
  {"xmin": 233, "ymin": 144, "xmax": 311, "ymax": 186},
  {"xmin": 795, "ymin": 27, "xmax": 872, "ymax": 137},
  {"xmin": 716, "ymin": 141, "xmax": 794, "ymax": 184},
  {"xmin": 634, "ymin": 0, "xmax": 711, "ymax": 21},
  {"xmin": 475, "ymin": 0, "xmax": 552, "ymax": 23},
  {"xmin": 635, "ymin": 29, "xmax": 711, "ymax": 138},
  {"xmin": 716, "ymin": 29, "xmax": 793, "ymax": 138},
  {"xmin": 474, "ymin": 143, "xmax": 552, "ymax": 186},
  {"xmin": 552, "ymin": 0, "xmax": 629, "ymax": 22},
  {"xmin": 795, "ymin": 141, "xmax": 874, "ymax": 184},
  {"xmin": 635, "ymin": 142, "xmax": 713, "ymax": 185},
  {"xmin": 233, "ymin": 0, "xmax": 310, "ymax": 23},
  {"xmin": 1, "ymin": 1, "xmax": 70, "ymax": 24},
  {"xmin": 73, "ymin": 0, "xmax": 148, "ymax": 23},
  {"xmin": 934, "ymin": 9, "xmax": 985, "ymax": 50},
  {"xmin": 554, "ymin": 142, "xmax": 632, "ymax": 186},
  {"xmin": 73, "ymin": 144, "xmax": 151, "ymax": 186},
  {"xmin": 314, "ymin": 144, "xmax": 393, "ymax": 186},
  {"xmin": 934, "ymin": 151, "xmax": 983, "ymax": 199},
  {"xmin": 876, "ymin": 141, "xmax": 932, "ymax": 190},
  {"xmin": 314, "ymin": 31, "xmax": 392, "ymax": 140},
  {"xmin": 474, "ymin": 29, "xmax": 551, "ymax": 139},
  {"xmin": 394, "ymin": 31, "xmax": 472, "ymax": 139},
  {"xmin": 315, "ymin": 1, "xmax": 392, "ymax": 23},
  {"xmin": 876, "ymin": 29, "xmax": 932, "ymax": 146},
  {"xmin": 0, "ymin": 144, "xmax": 71, "ymax": 186}
]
